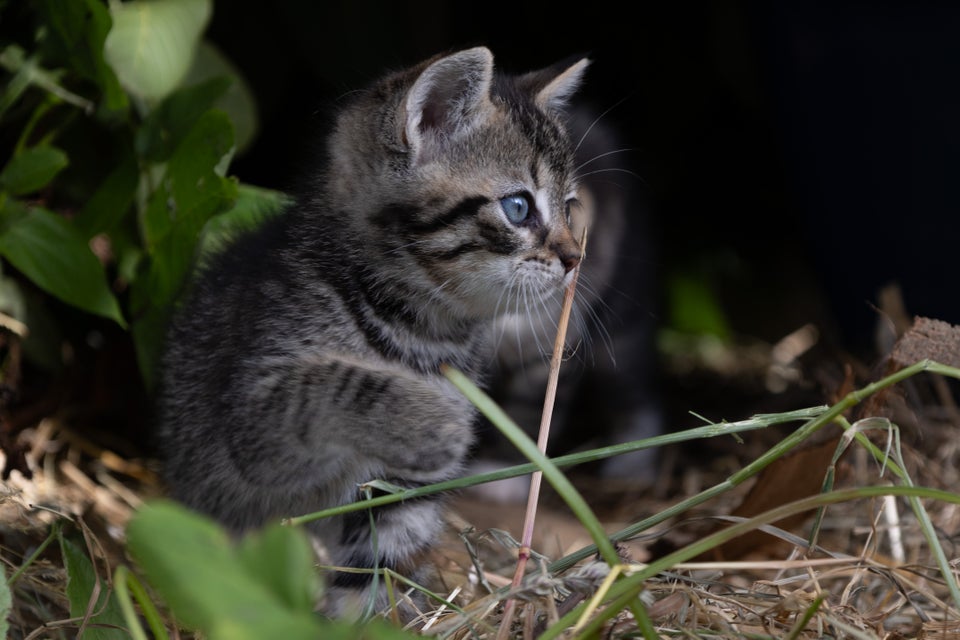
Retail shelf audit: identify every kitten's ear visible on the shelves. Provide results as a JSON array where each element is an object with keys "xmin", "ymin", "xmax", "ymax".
[
  {"xmin": 404, "ymin": 47, "xmax": 494, "ymax": 163},
  {"xmin": 521, "ymin": 56, "xmax": 591, "ymax": 113}
]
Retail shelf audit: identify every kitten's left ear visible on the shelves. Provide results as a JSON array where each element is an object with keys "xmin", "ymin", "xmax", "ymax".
[
  {"xmin": 404, "ymin": 47, "xmax": 495, "ymax": 164},
  {"xmin": 521, "ymin": 56, "xmax": 591, "ymax": 113}
]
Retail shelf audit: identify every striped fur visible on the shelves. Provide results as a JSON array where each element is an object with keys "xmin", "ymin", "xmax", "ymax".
[{"xmin": 157, "ymin": 47, "xmax": 587, "ymax": 617}]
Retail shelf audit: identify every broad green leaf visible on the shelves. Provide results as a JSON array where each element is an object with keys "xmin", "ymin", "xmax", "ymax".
[
  {"xmin": 60, "ymin": 535, "xmax": 129, "ymax": 640},
  {"xmin": 141, "ymin": 109, "xmax": 235, "ymax": 251},
  {"xmin": 0, "ymin": 145, "xmax": 68, "ymax": 195},
  {"xmin": 140, "ymin": 109, "xmax": 236, "ymax": 300},
  {"xmin": 74, "ymin": 153, "xmax": 139, "ymax": 237},
  {"xmin": 135, "ymin": 76, "xmax": 232, "ymax": 162},
  {"xmin": 237, "ymin": 523, "xmax": 320, "ymax": 613},
  {"xmin": 0, "ymin": 206, "xmax": 125, "ymax": 326},
  {"xmin": 34, "ymin": 0, "xmax": 127, "ymax": 112},
  {"xmin": 183, "ymin": 41, "xmax": 259, "ymax": 153},
  {"xmin": 132, "ymin": 109, "xmax": 236, "ymax": 386},
  {"xmin": 104, "ymin": 0, "xmax": 212, "ymax": 103},
  {"xmin": 126, "ymin": 500, "xmax": 323, "ymax": 639}
]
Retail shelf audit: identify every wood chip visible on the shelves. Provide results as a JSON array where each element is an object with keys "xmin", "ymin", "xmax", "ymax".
[{"xmin": 891, "ymin": 317, "xmax": 960, "ymax": 369}]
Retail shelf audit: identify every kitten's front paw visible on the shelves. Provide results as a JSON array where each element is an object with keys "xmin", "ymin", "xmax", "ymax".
[{"xmin": 323, "ymin": 584, "xmax": 424, "ymax": 625}]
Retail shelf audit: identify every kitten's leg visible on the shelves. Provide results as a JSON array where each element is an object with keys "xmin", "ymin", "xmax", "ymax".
[
  {"xmin": 245, "ymin": 354, "xmax": 475, "ymax": 618},
  {"xmin": 322, "ymin": 494, "xmax": 446, "ymax": 620}
]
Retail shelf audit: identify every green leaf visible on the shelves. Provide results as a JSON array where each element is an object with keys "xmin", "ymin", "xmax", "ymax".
[
  {"xmin": 60, "ymin": 535, "xmax": 129, "ymax": 640},
  {"xmin": 104, "ymin": 0, "xmax": 213, "ymax": 103},
  {"xmin": 0, "ymin": 206, "xmax": 125, "ymax": 326},
  {"xmin": 132, "ymin": 109, "xmax": 236, "ymax": 387},
  {"xmin": 125, "ymin": 500, "xmax": 323, "ymax": 639},
  {"xmin": 183, "ymin": 42, "xmax": 259, "ymax": 153},
  {"xmin": 74, "ymin": 153, "xmax": 139, "ymax": 237},
  {"xmin": 135, "ymin": 76, "xmax": 232, "ymax": 162},
  {"xmin": 0, "ymin": 145, "xmax": 68, "ymax": 195},
  {"xmin": 237, "ymin": 524, "xmax": 320, "ymax": 613},
  {"xmin": 34, "ymin": 0, "xmax": 128, "ymax": 112},
  {"xmin": 141, "ymin": 109, "xmax": 236, "ymax": 252}
]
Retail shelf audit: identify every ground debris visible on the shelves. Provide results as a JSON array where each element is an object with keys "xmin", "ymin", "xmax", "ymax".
[{"xmin": 891, "ymin": 316, "xmax": 960, "ymax": 369}]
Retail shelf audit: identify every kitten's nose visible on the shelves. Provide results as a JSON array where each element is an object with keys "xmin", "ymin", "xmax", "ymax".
[{"xmin": 552, "ymin": 238, "xmax": 582, "ymax": 273}]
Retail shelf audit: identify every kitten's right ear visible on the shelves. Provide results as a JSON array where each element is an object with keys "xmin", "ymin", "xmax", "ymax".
[{"xmin": 404, "ymin": 47, "xmax": 494, "ymax": 164}]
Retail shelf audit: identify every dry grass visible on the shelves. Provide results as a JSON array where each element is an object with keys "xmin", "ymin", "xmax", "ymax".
[{"xmin": 2, "ymin": 318, "xmax": 960, "ymax": 638}]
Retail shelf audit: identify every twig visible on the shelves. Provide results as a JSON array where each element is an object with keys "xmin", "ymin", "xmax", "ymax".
[{"xmin": 496, "ymin": 229, "xmax": 586, "ymax": 640}]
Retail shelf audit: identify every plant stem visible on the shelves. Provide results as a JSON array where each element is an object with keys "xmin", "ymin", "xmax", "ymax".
[
  {"xmin": 497, "ymin": 249, "xmax": 581, "ymax": 640},
  {"xmin": 283, "ymin": 406, "xmax": 827, "ymax": 527},
  {"xmin": 6, "ymin": 522, "xmax": 59, "ymax": 587},
  {"xmin": 114, "ymin": 565, "xmax": 169, "ymax": 640},
  {"xmin": 442, "ymin": 366, "xmax": 620, "ymax": 569},
  {"xmin": 539, "ymin": 485, "xmax": 960, "ymax": 640},
  {"xmin": 548, "ymin": 359, "xmax": 960, "ymax": 574}
]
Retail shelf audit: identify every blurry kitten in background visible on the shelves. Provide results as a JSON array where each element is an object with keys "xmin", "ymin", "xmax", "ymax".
[{"xmin": 478, "ymin": 102, "xmax": 661, "ymax": 497}]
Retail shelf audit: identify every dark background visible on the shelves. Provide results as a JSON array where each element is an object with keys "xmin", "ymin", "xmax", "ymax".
[{"xmin": 206, "ymin": 1, "xmax": 960, "ymax": 358}]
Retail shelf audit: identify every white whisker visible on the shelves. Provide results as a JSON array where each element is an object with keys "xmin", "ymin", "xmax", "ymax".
[
  {"xmin": 573, "ymin": 96, "xmax": 631, "ymax": 154},
  {"xmin": 575, "ymin": 148, "xmax": 636, "ymax": 173},
  {"xmin": 575, "ymin": 167, "xmax": 643, "ymax": 181}
]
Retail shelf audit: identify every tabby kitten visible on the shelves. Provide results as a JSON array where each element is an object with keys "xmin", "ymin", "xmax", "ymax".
[{"xmin": 157, "ymin": 47, "xmax": 588, "ymax": 615}]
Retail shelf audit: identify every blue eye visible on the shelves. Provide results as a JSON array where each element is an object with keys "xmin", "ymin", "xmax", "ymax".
[{"xmin": 500, "ymin": 194, "xmax": 530, "ymax": 224}]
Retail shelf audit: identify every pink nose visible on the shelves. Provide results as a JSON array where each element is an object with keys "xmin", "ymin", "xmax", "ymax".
[{"xmin": 552, "ymin": 242, "xmax": 581, "ymax": 273}]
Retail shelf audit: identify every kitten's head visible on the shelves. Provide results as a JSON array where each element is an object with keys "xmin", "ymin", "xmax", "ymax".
[{"xmin": 326, "ymin": 47, "xmax": 589, "ymax": 321}]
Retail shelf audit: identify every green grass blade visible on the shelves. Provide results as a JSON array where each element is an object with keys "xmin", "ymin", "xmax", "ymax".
[
  {"xmin": 549, "ymin": 359, "xmax": 960, "ymax": 574},
  {"xmin": 113, "ymin": 566, "xmax": 158, "ymax": 640},
  {"xmin": 441, "ymin": 365, "xmax": 620, "ymax": 567},
  {"xmin": 285, "ymin": 406, "xmax": 827, "ymax": 527},
  {"xmin": 539, "ymin": 485, "xmax": 960, "ymax": 639}
]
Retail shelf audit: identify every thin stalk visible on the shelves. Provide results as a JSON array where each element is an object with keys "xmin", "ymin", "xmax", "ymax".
[
  {"xmin": 113, "ymin": 565, "xmax": 163, "ymax": 640},
  {"xmin": 539, "ymin": 485, "xmax": 960, "ymax": 640},
  {"xmin": 283, "ymin": 406, "xmax": 827, "ymax": 527},
  {"xmin": 6, "ymin": 522, "xmax": 59, "ymax": 587},
  {"xmin": 843, "ymin": 417, "xmax": 960, "ymax": 609},
  {"xmin": 785, "ymin": 594, "xmax": 825, "ymax": 640},
  {"xmin": 497, "ymin": 246, "xmax": 581, "ymax": 640},
  {"xmin": 443, "ymin": 364, "xmax": 660, "ymax": 637},
  {"xmin": 442, "ymin": 365, "xmax": 619, "ymax": 568},
  {"xmin": 548, "ymin": 359, "xmax": 960, "ymax": 574}
]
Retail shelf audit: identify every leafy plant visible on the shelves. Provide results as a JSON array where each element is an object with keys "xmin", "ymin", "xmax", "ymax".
[
  {"xmin": 61, "ymin": 533, "xmax": 128, "ymax": 640},
  {"xmin": 0, "ymin": 0, "xmax": 286, "ymax": 387},
  {"xmin": 122, "ymin": 500, "xmax": 418, "ymax": 639}
]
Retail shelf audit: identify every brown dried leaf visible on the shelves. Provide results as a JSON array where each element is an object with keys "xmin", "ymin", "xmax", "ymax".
[{"xmin": 705, "ymin": 435, "xmax": 841, "ymax": 561}]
